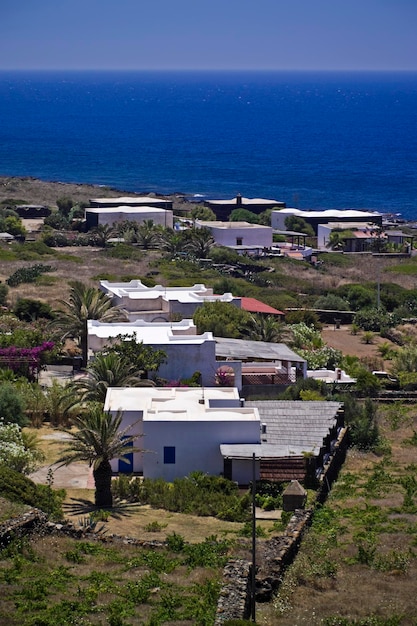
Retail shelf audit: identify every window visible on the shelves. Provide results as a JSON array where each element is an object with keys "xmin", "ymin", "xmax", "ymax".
[
  {"xmin": 236, "ymin": 237, "xmax": 243, "ymax": 246},
  {"xmin": 164, "ymin": 446, "xmax": 176, "ymax": 464}
]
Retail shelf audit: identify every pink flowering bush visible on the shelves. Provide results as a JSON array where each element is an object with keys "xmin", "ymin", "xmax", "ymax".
[{"xmin": 0, "ymin": 341, "xmax": 55, "ymax": 380}]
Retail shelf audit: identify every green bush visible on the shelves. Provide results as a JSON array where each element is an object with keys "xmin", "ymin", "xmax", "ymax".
[
  {"xmin": 0, "ymin": 283, "xmax": 8, "ymax": 306},
  {"xmin": 111, "ymin": 471, "xmax": 250, "ymax": 521},
  {"xmin": 13, "ymin": 298, "xmax": 54, "ymax": 322},
  {"xmin": 0, "ymin": 382, "xmax": 26, "ymax": 426},
  {"xmin": 354, "ymin": 308, "xmax": 400, "ymax": 332},
  {"xmin": 6, "ymin": 264, "xmax": 54, "ymax": 287},
  {"xmin": 0, "ymin": 465, "xmax": 65, "ymax": 518}
]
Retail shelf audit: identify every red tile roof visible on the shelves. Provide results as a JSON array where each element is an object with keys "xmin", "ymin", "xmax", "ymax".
[{"xmin": 240, "ymin": 297, "xmax": 284, "ymax": 316}]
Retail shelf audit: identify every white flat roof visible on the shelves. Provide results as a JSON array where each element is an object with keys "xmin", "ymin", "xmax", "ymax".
[
  {"xmin": 88, "ymin": 319, "xmax": 214, "ymax": 345},
  {"xmin": 196, "ymin": 220, "xmax": 272, "ymax": 230},
  {"xmin": 104, "ymin": 386, "xmax": 259, "ymax": 422},
  {"xmin": 101, "ymin": 280, "xmax": 235, "ymax": 304},
  {"xmin": 273, "ymin": 208, "xmax": 382, "ymax": 219},
  {"xmin": 90, "ymin": 196, "xmax": 171, "ymax": 205},
  {"xmin": 208, "ymin": 197, "xmax": 282, "ymax": 205},
  {"xmin": 86, "ymin": 206, "xmax": 169, "ymax": 214}
]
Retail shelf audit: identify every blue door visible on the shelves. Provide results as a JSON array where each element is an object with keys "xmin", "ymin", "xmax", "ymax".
[{"xmin": 119, "ymin": 439, "xmax": 134, "ymax": 474}]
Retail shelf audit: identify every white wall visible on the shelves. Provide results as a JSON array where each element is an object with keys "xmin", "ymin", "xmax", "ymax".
[
  {"xmin": 110, "ymin": 410, "xmax": 144, "ymax": 473},
  {"xmin": 317, "ymin": 224, "xmax": 332, "ymax": 250},
  {"xmin": 271, "ymin": 209, "xmax": 296, "ymax": 230},
  {"xmin": 209, "ymin": 224, "xmax": 272, "ymax": 248},
  {"xmin": 86, "ymin": 208, "xmax": 173, "ymax": 228},
  {"xmin": 142, "ymin": 418, "xmax": 260, "ymax": 482}
]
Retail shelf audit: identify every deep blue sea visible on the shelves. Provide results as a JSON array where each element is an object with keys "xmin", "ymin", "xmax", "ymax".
[{"xmin": 0, "ymin": 70, "xmax": 417, "ymax": 218}]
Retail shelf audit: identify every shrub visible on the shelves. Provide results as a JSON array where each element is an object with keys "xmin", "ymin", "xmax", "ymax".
[
  {"xmin": 342, "ymin": 396, "xmax": 381, "ymax": 451},
  {"xmin": 0, "ymin": 283, "xmax": 8, "ymax": 306},
  {"xmin": 42, "ymin": 232, "xmax": 71, "ymax": 247},
  {"xmin": 313, "ymin": 294, "xmax": 350, "ymax": 311},
  {"xmin": 13, "ymin": 298, "xmax": 54, "ymax": 322},
  {"xmin": 354, "ymin": 308, "xmax": 400, "ymax": 332},
  {"xmin": 0, "ymin": 382, "xmax": 26, "ymax": 426},
  {"xmin": 0, "ymin": 465, "xmax": 65, "ymax": 518},
  {"xmin": 0, "ymin": 421, "xmax": 44, "ymax": 473},
  {"xmin": 112, "ymin": 471, "xmax": 250, "ymax": 521},
  {"xmin": 6, "ymin": 264, "xmax": 54, "ymax": 287}
]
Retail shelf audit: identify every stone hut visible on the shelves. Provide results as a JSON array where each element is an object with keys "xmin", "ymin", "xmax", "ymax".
[{"xmin": 282, "ymin": 480, "xmax": 307, "ymax": 512}]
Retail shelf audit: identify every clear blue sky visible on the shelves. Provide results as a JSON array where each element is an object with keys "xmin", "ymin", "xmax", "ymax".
[{"xmin": 1, "ymin": 0, "xmax": 417, "ymax": 71}]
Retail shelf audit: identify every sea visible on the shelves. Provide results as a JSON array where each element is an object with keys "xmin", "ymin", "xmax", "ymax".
[{"xmin": 0, "ymin": 70, "xmax": 416, "ymax": 219}]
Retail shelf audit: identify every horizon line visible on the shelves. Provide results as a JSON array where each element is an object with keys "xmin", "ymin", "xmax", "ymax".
[{"xmin": 1, "ymin": 67, "xmax": 417, "ymax": 73}]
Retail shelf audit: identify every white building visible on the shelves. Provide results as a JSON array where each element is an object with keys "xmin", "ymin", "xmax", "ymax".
[
  {"xmin": 204, "ymin": 195, "xmax": 285, "ymax": 220},
  {"xmin": 271, "ymin": 208, "xmax": 382, "ymax": 234},
  {"xmin": 195, "ymin": 220, "xmax": 273, "ymax": 251},
  {"xmin": 100, "ymin": 280, "xmax": 240, "ymax": 322},
  {"xmin": 85, "ymin": 206, "xmax": 173, "ymax": 230},
  {"xmin": 87, "ymin": 319, "xmax": 217, "ymax": 386},
  {"xmin": 89, "ymin": 196, "xmax": 173, "ymax": 209},
  {"xmin": 104, "ymin": 386, "xmax": 261, "ymax": 484}
]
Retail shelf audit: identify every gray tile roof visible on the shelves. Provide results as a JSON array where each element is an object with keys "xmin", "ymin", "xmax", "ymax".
[
  {"xmin": 215, "ymin": 337, "xmax": 306, "ymax": 363},
  {"xmin": 246, "ymin": 400, "xmax": 343, "ymax": 449}
]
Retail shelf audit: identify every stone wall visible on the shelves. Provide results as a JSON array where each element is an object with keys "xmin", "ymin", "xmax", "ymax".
[
  {"xmin": 214, "ymin": 427, "xmax": 349, "ymax": 623},
  {"xmin": 0, "ymin": 509, "xmax": 48, "ymax": 548}
]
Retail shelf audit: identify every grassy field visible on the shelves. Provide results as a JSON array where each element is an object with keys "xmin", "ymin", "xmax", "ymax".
[{"xmin": 256, "ymin": 401, "xmax": 417, "ymax": 625}]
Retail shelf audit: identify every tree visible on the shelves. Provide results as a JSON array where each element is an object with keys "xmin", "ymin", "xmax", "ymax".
[
  {"xmin": 50, "ymin": 281, "xmax": 128, "ymax": 367},
  {"xmin": 284, "ymin": 216, "xmax": 314, "ymax": 237},
  {"xmin": 313, "ymin": 294, "xmax": 350, "ymax": 311},
  {"xmin": 56, "ymin": 196, "xmax": 74, "ymax": 217},
  {"xmin": 229, "ymin": 208, "xmax": 259, "ymax": 223},
  {"xmin": 135, "ymin": 219, "xmax": 160, "ymax": 249},
  {"xmin": 193, "ymin": 301, "xmax": 251, "ymax": 338},
  {"xmin": 103, "ymin": 334, "xmax": 166, "ymax": 376},
  {"xmin": 57, "ymin": 405, "xmax": 141, "ymax": 507},
  {"xmin": 159, "ymin": 228, "xmax": 187, "ymax": 257},
  {"xmin": 326, "ymin": 229, "xmax": 353, "ymax": 251},
  {"xmin": 13, "ymin": 298, "xmax": 54, "ymax": 322},
  {"xmin": 244, "ymin": 314, "xmax": 285, "ymax": 343},
  {"xmin": 89, "ymin": 224, "xmax": 114, "ymax": 247},
  {"xmin": 190, "ymin": 205, "xmax": 216, "ymax": 221},
  {"xmin": 0, "ymin": 382, "xmax": 26, "ymax": 426},
  {"xmin": 43, "ymin": 211, "xmax": 70, "ymax": 230},
  {"xmin": 187, "ymin": 227, "xmax": 215, "ymax": 259},
  {"xmin": 69, "ymin": 352, "xmax": 156, "ymax": 405}
]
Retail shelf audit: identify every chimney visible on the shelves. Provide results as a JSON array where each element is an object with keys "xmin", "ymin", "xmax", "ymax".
[{"xmin": 236, "ymin": 193, "xmax": 242, "ymax": 207}]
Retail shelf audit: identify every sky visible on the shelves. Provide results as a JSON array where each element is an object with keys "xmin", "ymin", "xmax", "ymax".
[{"xmin": 1, "ymin": 0, "xmax": 417, "ymax": 71}]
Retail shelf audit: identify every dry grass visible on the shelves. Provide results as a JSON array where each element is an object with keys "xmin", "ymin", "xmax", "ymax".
[
  {"xmin": 256, "ymin": 405, "xmax": 417, "ymax": 625},
  {"xmin": 62, "ymin": 490, "xmax": 245, "ymax": 544}
]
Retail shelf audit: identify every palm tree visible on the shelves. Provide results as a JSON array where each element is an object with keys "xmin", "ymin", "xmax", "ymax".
[
  {"xmin": 187, "ymin": 227, "xmax": 215, "ymax": 259},
  {"xmin": 244, "ymin": 314, "xmax": 286, "ymax": 343},
  {"xmin": 136, "ymin": 219, "xmax": 159, "ymax": 249},
  {"xmin": 50, "ymin": 281, "xmax": 128, "ymax": 367},
  {"xmin": 57, "ymin": 405, "xmax": 141, "ymax": 508},
  {"xmin": 90, "ymin": 223, "xmax": 114, "ymax": 247},
  {"xmin": 159, "ymin": 228, "xmax": 187, "ymax": 257},
  {"xmin": 69, "ymin": 352, "xmax": 155, "ymax": 406}
]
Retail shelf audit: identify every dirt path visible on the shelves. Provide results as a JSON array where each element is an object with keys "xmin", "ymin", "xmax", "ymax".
[{"xmin": 321, "ymin": 323, "xmax": 395, "ymax": 369}]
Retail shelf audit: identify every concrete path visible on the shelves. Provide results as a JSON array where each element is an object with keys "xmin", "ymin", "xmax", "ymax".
[{"xmin": 30, "ymin": 462, "xmax": 94, "ymax": 489}]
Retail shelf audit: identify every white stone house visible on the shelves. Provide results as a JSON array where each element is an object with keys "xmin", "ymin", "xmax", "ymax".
[
  {"xmin": 89, "ymin": 196, "xmax": 173, "ymax": 210},
  {"xmin": 195, "ymin": 220, "xmax": 273, "ymax": 251},
  {"xmin": 85, "ymin": 206, "xmax": 173, "ymax": 230},
  {"xmin": 87, "ymin": 319, "xmax": 218, "ymax": 386},
  {"xmin": 271, "ymin": 208, "xmax": 382, "ymax": 234},
  {"xmin": 100, "ymin": 280, "xmax": 240, "ymax": 322},
  {"xmin": 104, "ymin": 386, "xmax": 261, "ymax": 484}
]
